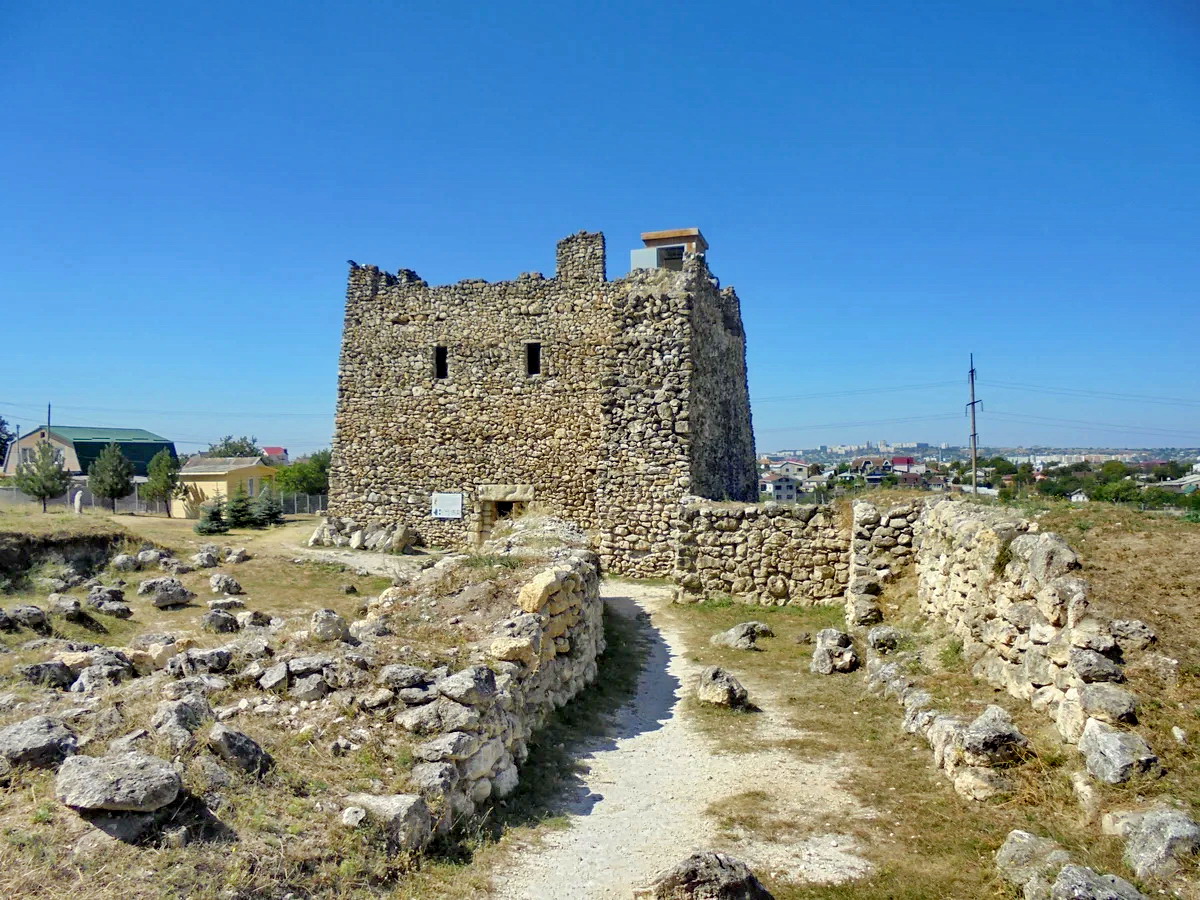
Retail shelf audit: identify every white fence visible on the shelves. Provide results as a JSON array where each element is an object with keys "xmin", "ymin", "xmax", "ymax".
[{"xmin": 0, "ymin": 485, "xmax": 326, "ymax": 518}]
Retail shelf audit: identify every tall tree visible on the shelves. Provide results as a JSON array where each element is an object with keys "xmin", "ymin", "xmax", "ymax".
[
  {"xmin": 142, "ymin": 448, "xmax": 182, "ymax": 517},
  {"xmin": 207, "ymin": 435, "xmax": 262, "ymax": 457},
  {"xmin": 274, "ymin": 448, "xmax": 332, "ymax": 494},
  {"xmin": 0, "ymin": 417, "xmax": 13, "ymax": 465},
  {"xmin": 13, "ymin": 441, "xmax": 71, "ymax": 512},
  {"xmin": 88, "ymin": 442, "xmax": 134, "ymax": 513}
]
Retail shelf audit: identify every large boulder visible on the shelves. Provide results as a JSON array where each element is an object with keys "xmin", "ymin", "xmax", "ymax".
[
  {"xmin": 342, "ymin": 792, "xmax": 431, "ymax": 853},
  {"xmin": 17, "ymin": 660, "xmax": 76, "ymax": 690},
  {"xmin": 310, "ymin": 609, "xmax": 349, "ymax": 642},
  {"xmin": 695, "ymin": 667, "xmax": 749, "ymax": 709},
  {"xmin": 810, "ymin": 629, "xmax": 859, "ymax": 675},
  {"xmin": 137, "ymin": 577, "xmax": 196, "ymax": 608},
  {"xmin": 200, "ymin": 610, "xmax": 240, "ymax": 634},
  {"xmin": 1122, "ymin": 807, "xmax": 1200, "ymax": 879},
  {"xmin": 209, "ymin": 573, "xmax": 243, "ymax": 595},
  {"xmin": 207, "ymin": 724, "xmax": 272, "ymax": 776},
  {"xmin": 995, "ymin": 830, "xmax": 1072, "ymax": 896},
  {"xmin": 633, "ymin": 851, "xmax": 774, "ymax": 899},
  {"xmin": 151, "ymin": 695, "xmax": 213, "ymax": 749},
  {"xmin": 0, "ymin": 716, "xmax": 77, "ymax": 768},
  {"xmin": 710, "ymin": 622, "xmax": 773, "ymax": 651},
  {"xmin": 55, "ymin": 752, "xmax": 181, "ymax": 812},
  {"xmin": 960, "ymin": 706, "xmax": 1029, "ymax": 768},
  {"xmin": 1078, "ymin": 719, "xmax": 1158, "ymax": 784},
  {"xmin": 1050, "ymin": 864, "xmax": 1145, "ymax": 899},
  {"xmin": 10, "ymin": 605, "xmax": 49, "ymax": 632}
]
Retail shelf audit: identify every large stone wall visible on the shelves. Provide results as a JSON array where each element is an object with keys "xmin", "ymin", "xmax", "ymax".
[
  {"xmin": 672, "ymin": 501, "xmax": 848, "ymax": 606},
  {"xmin": 327, "ymin": 231, "xmax": 757, "ymax": 577},
  {"xmin": 378, "ymin": 539, "xmax": 605, "ymax": 823},
  {"xmin": 914, "ymin": 500, "xmax": 1155, "ymax": 774}
]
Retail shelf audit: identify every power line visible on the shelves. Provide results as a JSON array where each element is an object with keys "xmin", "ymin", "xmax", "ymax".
[
  {"xmin": 750, "ymin": 380, "xmax": 958, "ymax": 404},
  {"xmin": 989, "ymin": 410, "xmax": 1200, "ymax": 439},
  {"xmin": 980, "ymin": 380, "xmax": 1200, "ymax": 409},
  {"xmin": 757, "ymin": 413, "xmax": 962, "ymax": 434}
]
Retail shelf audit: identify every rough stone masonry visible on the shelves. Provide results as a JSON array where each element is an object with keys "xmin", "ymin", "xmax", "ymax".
[{"xmin": 325, "ymin": 231, "xmax": 758, "ymax": 577}]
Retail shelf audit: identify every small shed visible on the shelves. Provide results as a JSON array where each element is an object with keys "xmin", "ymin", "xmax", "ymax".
[{"xmin": 173, "ymin": 457, "xmax": 276, "ymax": 518}]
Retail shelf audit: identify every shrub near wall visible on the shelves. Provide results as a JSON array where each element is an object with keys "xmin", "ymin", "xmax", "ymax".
[{"xmin": 673, "ymin": 501, "xmax": 848, "ymax": 606}]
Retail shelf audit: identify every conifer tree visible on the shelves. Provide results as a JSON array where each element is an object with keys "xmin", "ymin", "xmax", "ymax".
[
  {"xmin": 251, "ymin": 488, "xmax": 284, "ymax": 528},
  {"xmin": 142, "ymin": 448, "xmax": 182, "ymax": 517},
  {"xmin": 13, "ymin": 441, "xmax": 71, "ymax": 512},
  {"xmin": 225, "ymin": 485, "xmax": 256, "ymax": 528},
  {"xmin": 194, "ymin": 498, "xmax": 229, "ymax": 535},
  {"xmin": 88, "ymin": 442, "xmax": 134, "ymax": 513}
]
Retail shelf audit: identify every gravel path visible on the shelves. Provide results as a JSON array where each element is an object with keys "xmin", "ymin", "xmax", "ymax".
[{"xmin": 491, "ymin": 581, "xmax": 873, "ymax": 899}]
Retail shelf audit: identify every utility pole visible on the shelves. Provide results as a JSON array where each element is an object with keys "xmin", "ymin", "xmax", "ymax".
[{"xmin": 967, "ymin": 354, "xmax": 980, "ymax": 495}]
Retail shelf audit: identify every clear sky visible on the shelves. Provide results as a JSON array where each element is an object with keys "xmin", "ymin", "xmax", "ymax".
[{"xmin": 2, "ymin": 1, "xmax": 1198, "ymax": 455}]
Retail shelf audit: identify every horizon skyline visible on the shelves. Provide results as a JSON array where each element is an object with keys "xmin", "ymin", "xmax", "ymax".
[{"xmin": 2, "ymin": 3, "xmax": 1197, "ymax": 452}]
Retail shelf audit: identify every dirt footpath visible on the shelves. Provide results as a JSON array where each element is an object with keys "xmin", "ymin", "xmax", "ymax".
[{"xmin": 491, "ymin": 581, "xmax": 874, "ymax": 899}]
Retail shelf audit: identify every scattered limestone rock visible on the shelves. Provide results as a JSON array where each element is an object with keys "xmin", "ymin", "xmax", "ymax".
[
  {"xmin": 960, "ymin": 705, "xmax": 1029, "ymax": 768},
  {"xmin": 695, "ymin": 666, "xmax": 749, "ymax": 709},
  {"xmin": 11, "ymin": 605, "xmax": 48, "ymax": 632},
  {"xmin": 224, "ymin": 547, "xmax": 250, "ymax": 564},
  {"xmin": 208, "ymin": 723, "xmax": 272, "ymax": 776},
  {"xmin": 1122, "ymin": 807, "xmax": 1200, "ymax": 879},
  {"xmin": 137, "ymin": 577, "xmax": 196, "ymax": 608},
  {"xmin": 55, "ymin": 752, "xmax": 181, "ymax": 812},
  {"xmin": 1050, "ymin": 864, "xmax": 1144, "ymax": 899},
  {"xmin": 311, "ymin": 609, "xmax": 350, "ymax": 642},
  {"xmin": 710, "ymin": 622, "xmax": 773, "ymax": 651},
  {"xmin": 237, "ymin": 609, "xmax": 272, "ymax": 629},
  {"xmin": 1109, "ymin": 619, "xmax": 1156, "ymax": 652},
  {"xmin": 18, "ymin": 661, "xmax": 76, "ymax": 689},
  {"xmin": 200, "ymin": 610, "xmax": 240, "ymax": 634},
  {"xmin": 191, "ymin": 551, "xmax": 218, "ymax": 568},
  {"xmin": 633, "ymin": 850, "xmax": 774, "ymax": 899},
  {"xmin": 810, "ymin": 628, "xmax": 859, "ymax": 675},
  {"xmin": 1078, "ymin": 718, "xmax": 1158, "ymax": 784},
  {"xmin": 0, "ymin": 716, "xmax": 78, "ymax": 768},
  {"xmin": 995, "ymin": 829, "xmax": 1072, "ymax": 894},
  {"xmin": 866, "ymin": 625, "xmax": 905, "ymax": 653},
  {"xmin": 341, "ymin": 793, "xmax": 431, "ymax": 853},
  {"xmin": 151, "ymin": 695, "xmax": 213, "ymax": 750},
  {"xmin": 953, "ymin": 766, "xmax": 1014, "ymax": 801},
  {"xmin": 1069, "ymin": 649, "xmax": 1124, "ymax": 684},
  {"xmin": 209, "ymin": 573, "xmax": 243, "ymax": 595}
]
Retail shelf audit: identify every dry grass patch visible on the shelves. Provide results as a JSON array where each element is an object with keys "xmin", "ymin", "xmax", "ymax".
[{"xmin": 656, "ymin": 596, "xmax": 1148, "ymax": 899}]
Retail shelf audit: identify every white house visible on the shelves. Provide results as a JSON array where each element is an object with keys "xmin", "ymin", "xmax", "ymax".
[{"xmin": 759, "ymin": 472, "xmax": 801, "ymax": 501}]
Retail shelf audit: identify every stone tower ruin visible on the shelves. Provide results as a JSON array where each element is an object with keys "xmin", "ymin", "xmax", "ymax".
[{"xmin": 326, "ymin": 229, "xmax": 757, "ymax": 576}]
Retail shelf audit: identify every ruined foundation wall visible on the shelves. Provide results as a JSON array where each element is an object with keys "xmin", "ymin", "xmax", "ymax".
[
  {"xmin": 672, "ymin": 502, "xmax": 848, "ymax": 606},
  {"xmin": 914, "ymin": 500, "xmax": 1152, "ymax": 755}
]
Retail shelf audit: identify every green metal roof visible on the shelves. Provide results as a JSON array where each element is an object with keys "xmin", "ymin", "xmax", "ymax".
[{"xmin": 50, "ymin": 426, "xmax": 169, "ymax": 442}]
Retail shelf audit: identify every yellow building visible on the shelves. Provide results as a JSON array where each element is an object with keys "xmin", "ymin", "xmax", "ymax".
[{"xmin": 173, "ymin": 456, "xmax": 276, "ymax": 518}]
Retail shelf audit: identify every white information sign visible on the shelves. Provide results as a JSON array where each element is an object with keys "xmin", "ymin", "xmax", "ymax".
[{"xmin": 431, "ymin": 492, "xmax": 464, "ymax": 519}]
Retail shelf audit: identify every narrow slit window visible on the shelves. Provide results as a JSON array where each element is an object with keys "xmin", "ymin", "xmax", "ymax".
[
  {"xmin": 434, "ymin": 345, "xmax": 448, "ymax": 379},
  {"xmin": 525, "ymin": 342, "xmax": 542, "ymax": 376}
]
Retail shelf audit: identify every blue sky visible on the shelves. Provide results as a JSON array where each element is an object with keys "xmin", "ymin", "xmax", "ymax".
[{"xmin": 2, "ymin": 1, "xmax": 1198, "ymax": 454}]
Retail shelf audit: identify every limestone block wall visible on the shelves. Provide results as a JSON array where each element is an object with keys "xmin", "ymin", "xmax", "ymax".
[
  {"xmin": 914, "ymin": 500, "xmax": 1151, "ymax": 759},
  {"xmin": 845, "ymin": 499, "xmax": 921, "ymax": 625},
  {"xmin": 672, "ymin": 502, "xmax": 848, "ymax": 606},
  {"xmin": 393, "ymin": 546, "xmax": 605, "ymax": 823},
  {"xmin": 327, "ymin": 231, "xmax": 757, "ymax": 579}
]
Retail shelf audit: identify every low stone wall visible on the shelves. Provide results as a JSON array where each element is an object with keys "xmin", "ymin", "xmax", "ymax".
[
  {"xmin": 377, "ymin": 544, "xmax": 605, "ymax": 824},
  {"xmin": 845, "ymin": 499, "xmax": 921, "ymax": 625},
  {"xmin": 672, "ymin": 502, "xmax": 848, "ymax": 606},
  {"xmin": 915, "ymin": 500, "xmax": 1155, "ymax": 781}
]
